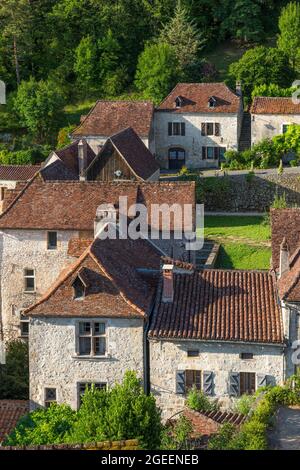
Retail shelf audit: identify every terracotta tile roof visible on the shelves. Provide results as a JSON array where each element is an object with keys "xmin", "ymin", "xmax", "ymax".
[
  {"xmin": 68, "ymin": 238, "xmax": 94, "ymax": 257},
  {"xmin": 149, "ymin": 269, "xmax": 283, "ymax": 344},
  {"xmin": 157, "ymin": 83, "xmax": 241, "ymax": 114},
  {"xmin": 0, "ymin": 176, "xmax": 195, "ymax": 231},
  {"xmin": 270, "ymin": 208, "xmax": 300, "ymax": 270},
  {"xmin": 41, "ymin": 140, "xmax": 96, "ymax": 181},
  {"xmin": 278, "ymin": 245, "xmax": 300, "ymax": 301},
  {"xmin": 251, "ymin": 97, "xmax": 300, "ymax": 115},
  {"xmin": 71, "ymin": 101, "xmax": 154, "ymax": 138},
  {"xmin": 25, "ymin": 236, "xmax": 161, "ymax": 318},
  {"xmin": 0, "ymin": 165, "xmax": 40, "ymax": 181},
  {"xmin": 87, "ymin": 127, "xmax": 159, "ymax": 181},
  {"xmin": 0, "ymin": 400, "xmax": 29, "ymax": 442}
]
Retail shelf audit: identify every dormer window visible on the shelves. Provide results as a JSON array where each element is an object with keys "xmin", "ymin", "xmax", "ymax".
[
  {"xmin": 175, "ymin": 96, "xmax": 183, "ymax": 108},
  {"xmin": 208, "ymin": 96, "xmax": 217, "ymax": 108},
  {"xmin": 73, "ymin": 277, "xmax": 85, "ymax": 299}
]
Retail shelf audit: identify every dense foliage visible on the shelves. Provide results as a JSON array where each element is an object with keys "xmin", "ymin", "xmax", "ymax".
[
  {"xmin": 160, "ymin": 415, "xmax": 194, "ymax": 450},
  {"xmin": 0, "ymin": 340, "xmax": 29, "ymax": 400},
  {"xmin": 186, "ymin": 387, "xmax": 219, "ymax": 413},
  {"xmin": 4, "ymin": 371, "xmax": 162, "ymax": 450}
]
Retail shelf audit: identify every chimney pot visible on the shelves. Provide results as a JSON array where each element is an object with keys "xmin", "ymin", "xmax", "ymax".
[
  {"xmin": 279, "ymin": 237, "xmax": 290, "ymax": 278},
  {"xmin": 78, "ymin": 140, "xmax": 87, "ymax": 181},
  {"xmin": 162, "ymin": 264, "xmax": 174, "ymax": 303}
]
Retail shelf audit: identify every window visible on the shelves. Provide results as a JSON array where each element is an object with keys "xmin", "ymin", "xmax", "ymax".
[
  {"xmin": 208, "ymin": 97, "xmax": 217, "ymax": 108},
  {"xmin": 73, "ymin": 277, "xmax": 85, "ymax": 299},
  {"xmin": 78, "ymin": 382, "xmax": 107, "ymax": 406},
  {"xmin": 47, "ymin": 231, "xmax": 57, "ymax": 250},
  {"xmin": 24, "ymin": 269, "xmax": 35, "ymax": 292},
  {"xmin": 78, "ymin": 321, "xmax": 106, "ymax": 356},
  {"xmin": 175, "ymin": 96, "xmax": 183, "ymax": 108},
  {"xmin": 240, "ymin": 372, "xmax": 256, "ymax": 395},
  {"xmin": 187, "ymin": 350, "xmax": 199, "ymax": 357},
  {"xmin": 282, "ymin": 124, "xmax": 290, "ymax": 134},
  {"xmin": 20, "ymin": 317, "xmax": 29, "ymax": 337},
  {"xmin": 240, "ymin": 353, "xmax": 254, "ymax": 360},
  {"xmin": 45, "ymin": 388, "xmax": 57, "ymax": 408},
  {"xmin": 202, "ymin": 146, "xmax": 224, "ymax": 160},
  {"xmin": 168, "ymin": 122, "xmax": 185, "ymax": 136},
  {"xmin": 185, "ymin": 370, "xmax": 202, "ymax": 391},
  {"xmin": 201, "ymin": 122, "xmax": 221, "ymax": 136}
]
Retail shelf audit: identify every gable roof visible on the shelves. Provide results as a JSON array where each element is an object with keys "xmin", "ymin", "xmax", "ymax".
[
  {"xmin": 271, "ymin": 208, "xmax": 300, "ymax": 270},
  {"xmin": 0, "ymin": 176, "xmax": 195, "ymax": 231},
  {"xmin": 25, "ymin": 236, "xmax": 161, "ymax": 318},
  {"xmin": 71, "ymin": 101, "xmax": 154, "ymax": 138},
  {"xmin": 41, "ymin": 140, "xmax": 96, "ymax": 181},
  {"xmin": 0, "ymin": 165, "xmax": 40, "ymax": 181},
  {"xmin": 157, "ymin": 83, "xmax": 241, "ymax": 114},
  {"xmin": 0, "ymin": 400, "xmax": 29, "ymax": 442},
  {"xmin": 87, "ymin": 127, "xmax": 160, "ymax": 181},
  {"xmin": 251, "ymin": 97, "xmax": 300, "ymax": 115},
  {"xmin": 149, "ymin": 268, "xmax": 283, "ymax": 344},
  {"xmin": 278, "ymin": 246, "xmax": 300, "ymax": 301}
]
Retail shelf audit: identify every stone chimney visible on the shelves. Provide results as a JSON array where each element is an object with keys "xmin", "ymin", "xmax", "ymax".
[
  {"xmin": 162, "ymin": 264, "xmax": 174, "ymax": 303},
  {"xmin": 78, "ymin": 140, "xmax": 87, "ymax": 181},
  {"xmin": 236, "ymin": 81, "xmax": 242, "ymax": 97},
  {"xmin": 279, "ymin": 237, "xmax": 290, "ymax": 278}
]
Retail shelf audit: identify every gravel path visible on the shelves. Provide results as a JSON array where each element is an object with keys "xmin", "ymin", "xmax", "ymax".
[{"xmin": 269, "ymin": 406, "xmax": 300, "ymax": 450}]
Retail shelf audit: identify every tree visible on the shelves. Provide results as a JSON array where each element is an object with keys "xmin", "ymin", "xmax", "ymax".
[
  {"xmin": 74, "ymin": 36, "xmax": 97, "ymax": 92},
  {"xmin": 14, "ymin": 77, "xmax": 65, "ymax": 142},
  {"xmin": 251, "ymin": 83, "xmax": 296, "ymax": 100},
  {"xmin": 278, "ymin": 2, "xmax": 300, "ymax": 71},
  {"xmin": 159, "ymin": 1, "xmax": 205, "ymax": 80},
  {"xmin": 135, "ymin": 42, "xmax": 178, "ymax": 104},
  {"xmin": 0, "ymin": 340, "xmax": 28, "ymax": 400},
  {"xmin": 98, "ymin": 29, "xmax": 127, "ymax": 96},
  {"xmin": 228, "ymin": 46, "xmax": 295, "ymax": 102},
  {"xmin": 220, "ymin": 0, "xmax": 264, "ymax": 43}
]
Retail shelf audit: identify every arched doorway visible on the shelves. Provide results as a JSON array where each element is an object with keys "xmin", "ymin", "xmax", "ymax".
[{"xmin": 168, "ymin": 148, "xmax": 186, "ymax": 170}]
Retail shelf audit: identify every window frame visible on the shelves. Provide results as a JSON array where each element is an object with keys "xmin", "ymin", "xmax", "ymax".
[
  {"xmin": 77, "ymin": 382, "xmax": 107, "ymax": 407},
  {"xmin": 187, "ymin": 350, "xmax": 199, "ymax": 357},
  {"xmin": 201, "ymin": 122, "xmax": 221, "ymax": 137},
  {"xmin": 168, "ymin": 122, "xmax": 185, "ymax": 136},
  {"xmin": 44, "ymin": 387, "xmax": 57, "ymax": 408},
  {"xmin": 19, "ymin": 309, "xmax": 29, "ymax": 338},
  {"xmin": 47, "ymin": 231, "xmax": 58, "ymax": 250},
  {"xmin": 185, "ymin": 369, "xmax": 202, "ymax": 392},
  {"xmin": 240, "ymin": 352, "xmax": 254, "ymax": 360},
  {"xmin": 239, "ymin": 372, "xmax": 256, "ymax": 395},
  {"xmin": 282, "ymin": 123, "xmax": 291, "ymax": 134},
  {"xmin": 77, "ymin": 321, "xmax": 107, "ymax": 357},
  {"xmin": 24, "ymin": 268, "xmax": 35, "ymax": 293}
]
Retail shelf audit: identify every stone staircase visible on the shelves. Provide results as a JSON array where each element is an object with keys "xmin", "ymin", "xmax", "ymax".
[{"xmin": 238, "ymin": 111, "xmax": 251, "ymax": 152}]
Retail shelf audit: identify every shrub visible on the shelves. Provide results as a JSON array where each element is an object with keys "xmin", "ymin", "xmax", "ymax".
[
  {"xmin": 186, "ymin": 387, "xmax": 219, "ymax": 413},
  {"xmin": 271, "ymin": 192, "xmax": 287, "ymax": 209},
  {"xmin": 0, "ymin": 340, "xmax": 29, "ymax": 400},
  {"xmin": 234, "ymin": 394, "xmax": 256, "ymax": 416},
  {"xmin": 179, "ymin": 165, "xmax": 190, "ymax": 176},
  {"xmin": 208, "ymin": 423, "xmax": 236, "ymax": 450},
  {"xmin": 290, "ymin": 159, "xmax": 298, "ymax": 167},
  {"xmin": 57, "ymin": 125, "xmax": 75, "ymax": 149},
  {"xmin": 160, "ymin": 415, "xmax": 193, "ymax": 450}
]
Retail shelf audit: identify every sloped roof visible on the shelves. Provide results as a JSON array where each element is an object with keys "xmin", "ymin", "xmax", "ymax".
[
  {"xmin": 157, "ymin": 83, "xmax": 241, "ymax": 114},
  {"xmin": 0, "ymin": 400, "xmax": 29, "ymax": 442},
  {"xmin": 0, "ymin": 176, "xmax": 195, "ymax": 231},
  {"xmin": 25, "ymin": 236, "xmax": 161, "ymax": 318},
  {"xmin": 271, "ymin": 208, "xmax": 300, "ymax": 270},
  {"xmin": 87, "ymin": 127, "xmax": 160, "ymax": 181},
  {"xmin": 278, "ymin": 245, "xmax": 300, "ymax": 301},
  {"xmin": 149, "ymin": 268, "xmax": 283, "ymax": 344},
  {"xmin": 251, "ymin": 97, "xmax": 300, "ymax": 115},
  {"xmin": 0, "ymin": 165, "xmax": 40, "ymax": 181},
  {"xmin": 71, "ymin": 101, "xmax": 154, "ymax": 138},
  {"xmin": 41, "ymin": 140, "xmax": 96, "ymax": 181}
]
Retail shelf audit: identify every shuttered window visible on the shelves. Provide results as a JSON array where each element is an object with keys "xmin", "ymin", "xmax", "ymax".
[
  {"xmin": 168, "ymin": 122, "xmax": 185, "ymax": 136},
  {"xmin": 185, "ymin": 370, "xmax": 201, "ymax": 391},
  {"xmin": 202, "ymin": 146, "xmax": 224, "ymax": 160},
  {"xmin": 240, "ymin": 372, "xmax": 256, "ymax": 395},
  {"xmin": 201, "ymin": 123, "xmax": 221, "ymax": 136}
]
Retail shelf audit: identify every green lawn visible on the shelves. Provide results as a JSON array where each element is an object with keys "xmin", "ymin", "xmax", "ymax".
[{"xmin": 203, "ymin": 215, "xmax": 271, "ymax": 270}]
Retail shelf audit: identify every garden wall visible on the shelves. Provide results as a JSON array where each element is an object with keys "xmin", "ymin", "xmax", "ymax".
[{"xmin": 200, "ymin": 172, "xmax": 300, "ymax": 212}]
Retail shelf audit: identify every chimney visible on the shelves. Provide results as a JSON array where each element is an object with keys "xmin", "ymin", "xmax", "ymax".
[
  {"xmin": 78, "ymin": 140, "xmax": 87, "ymax": 181},
  {"xmin": 236, "ymin": 81, "xmax": 242, "ymax": 97},
  {"xmin": 162, "ymin": 264, "xmax": 174, "ymax": 303},
  {"xmin": 279, "ymin": 237, "xmax": 290, "ymax": 278}
]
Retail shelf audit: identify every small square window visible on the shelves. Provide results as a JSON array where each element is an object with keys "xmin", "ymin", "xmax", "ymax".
[
  {"xmin": 47, "ymin": 231, "xmax": 57, "ymax": 250},
  {"xmin": 24, "ymin": 269, "xmax": 35, "ymax": 292},
  {"xmin": 45, "ymin": 388, "xmax": 57, "ymax": 408},
  {"xmin": 20, "ymin": 319, "xmax": 29, "ymax": 337},
  {"xmin": 187, "ymin": 350, "xmax": 199, "ymax": 357},
  {"xmin": 240, "ymin": 353, "xmax": 254, "ymax": 360}
]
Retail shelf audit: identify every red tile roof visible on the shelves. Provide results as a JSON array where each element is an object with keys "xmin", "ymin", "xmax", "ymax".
[
  {"xmin": 71, "ymin": 101, "xmax": 154, "ymax": 138},
  {"xmin": 0, "ymin": 400, "xmax": 29, "ymax": 442},
  {"xmin": 0, "ymin": 176, "xmax": 195, "ymax": 231},
  {"xmin": 271, "ymin": 208, "xmax": 300, "ymax": 270},
  {"xmin": 25, "ymin": 236, "xmax": 161, "ymax": 318},
  {"xmin": 0, "ymin": 165, "xmax": 40, "ymax": 181},
  {"xmin": 251, "ymin": 97, "xmax": 300, "ymax": 115},
  {"xmin": 68, "ymin": 238, "xmax": 94, "ymax": 257},
  {"xmin": 87, "ymin": 127, "xmax": 159, "ymax": 181},
  {"xmin": 149, "ymin": 268, "xmax": 283, "ymax": 344},
  {"xmin": 278, "ymin": 245, "xmax": 300, "ymax": 301},
  {"xmin": 157, "ymin": 83, "xmax": 241, "ymax": 114}
]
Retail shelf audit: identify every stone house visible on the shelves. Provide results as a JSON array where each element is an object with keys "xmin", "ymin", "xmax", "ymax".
[
  {"xmin": 251, "ymin": 97, "xmax": 300, "ymax": 146},
  {"xmin": 0, "ymin": 174, "xmax": 195, "ymax": 342},
  {"xmin": 148, "ymin": 259, "xmax": 285, "ymax": 418},
  {"xmin": 154, "ymin": 83, "xmax": 243, "ymax": 170},
  {"xmin": 25, "ymin": 235, "xmax": 161, "ymax": 410},
  {"xmin": 0, "ymin": 165, "xmax": 40, "ymax": 212},
  {"xmin": 71, "ymin": 100, "xmax": 155, "ymax": 154}
]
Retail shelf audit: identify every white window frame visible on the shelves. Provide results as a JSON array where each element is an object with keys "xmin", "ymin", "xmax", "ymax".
[
  {"xmin": 47, "ymin": 231, "xmax": 58, "ymax": 250},
  {"xmin": 24, "ymin": 268, "xmax": 35, "ymax": 293},
  {"xmin": 76, "ymin": 321, "xmax": 107, "ymax": 357},
  {"xmin": 44, "ymin": 387, "xmax": 57, "ymax": 408},
  {"xmin": 19, "ymin": 309, "xmax": 29, "ymax": 338}
]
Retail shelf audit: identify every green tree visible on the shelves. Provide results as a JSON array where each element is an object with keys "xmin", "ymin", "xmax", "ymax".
[
  {"xmin": 14, "ymin": 77, "xmax": 65, "ymax": 142},
  {"xmin": 74, "ymin": 36, "xmax": 97, "ymax": 92},
  {"xmin": 251, "ymin": 83, "xmax": 296, "ymax": 100},
  {"xmin": 98, "ymin": 29, "xmax": 127, "ymax": 96},
  {"xmin": 278, "ymin": 2, "xmax": 300, "ymax": 71},
  {"xmin": 159, "ymin": 1, "xmax": 205, "ymax": 80},
  {"xmin": 220, "ymin": 0, "xmax": 264, "ymax": 43},
  {"xmin": 135, "ymin": 42, "xmax": 178, "ymax": 104},
  {"xmin": 228, "ymin": 46, "xmax": 295, "ymax": 101},
  {"xmin": 0, "ymin": 340, "xmax": 29, "ymax": 400}
]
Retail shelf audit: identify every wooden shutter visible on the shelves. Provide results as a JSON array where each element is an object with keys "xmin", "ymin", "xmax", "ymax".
[
  {"xmin": 202, "ymin": 147, "xmax": 206, "ymax": 159},
  {"xmin": 257, "ymin": 374, "xmax": 272, "ymax": 389},
  {"xmin": 215, "ymin": 123, "xmax": 220, "ymax": 136},
  {"xmin": 201, "ymin": 123, "xmax": 206, "ymax": 136},
  {"xmin": 181, "ymin": 122, "xmax": 185, "ymax": 136},
  {"xmin": 203, "ymin": 371, "xmax": 214, "ymax": 396},
  {"xmin": 176, "ymin": 370, "xmax": 185, "ymax": 394},
  {"xmin": 168, "ymin": 122, "xmax": 172, "ymax": 136},
  {"xmin": 214, "ymin": 147, "xmax": 219, "ymax": 159},
  {"xmin": 229, "ymin": 372, "xmax": 240, "ymax": 397}
]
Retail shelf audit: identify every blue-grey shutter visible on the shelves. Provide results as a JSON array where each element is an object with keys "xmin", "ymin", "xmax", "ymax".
[
  {"xmin": 176, "ymin": 370, "xmax": 185, "ymax": 394},
  {"xmin": 201, "ymin": 123, "xmax": 206, "ymax": 136},
  {"xmin": 168, "ymin": 122, "xmax": 172, "ymax": 136},
  {"xmin": 257, "ymin": 374, "xmax": 273, "ymax": 389},
  {"xmin": 229, "ymin": 372, "xmax": 240, "ymax": 397},
  {"xmin": 181, "ymin": 122, "xmax": 185, "ymax": 136},
  {"xmin": 203, "ymin": 371, "xmax": 214, "ymax": 396}
]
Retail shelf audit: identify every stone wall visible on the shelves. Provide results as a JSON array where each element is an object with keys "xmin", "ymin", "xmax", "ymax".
[
  {"xmin": 251, "ymin": 114, "xmax": 300, "ymax": 145},
  {"xmin": 29, "ymin": 316, "xmax": 144, "ymax": 410},
  {"xmin": 149, "ymin": 339, "xmax": 284, "ymax": 419},
  {"xmin": 202, "ymin": 172, "xmax": 300, "ymax": 212}
]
